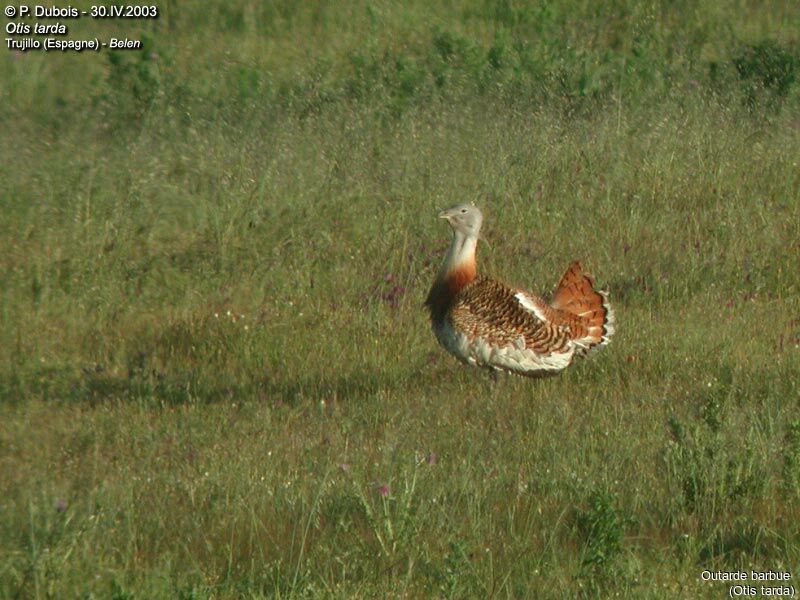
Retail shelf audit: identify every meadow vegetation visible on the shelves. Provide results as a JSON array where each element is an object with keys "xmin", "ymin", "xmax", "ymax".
[{"xmin": 1, "ymin": 0, "xmax": 799, "ymax": 597}]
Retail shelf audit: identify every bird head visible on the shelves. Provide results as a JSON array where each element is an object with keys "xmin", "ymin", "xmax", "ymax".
[{"xmin": 438, "ymin": 203, "xmax": 483, "ymax": 238}]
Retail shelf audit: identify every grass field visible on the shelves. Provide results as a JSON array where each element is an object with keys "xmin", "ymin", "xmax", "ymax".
[{"xmin": 1, "ymin": 0, "xmax": 799, "ymax": 597}]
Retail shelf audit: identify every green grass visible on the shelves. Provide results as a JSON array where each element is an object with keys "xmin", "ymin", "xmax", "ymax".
[{"xmin": 1, "ymin": 0, "xmax": 799, "ymax": 597}]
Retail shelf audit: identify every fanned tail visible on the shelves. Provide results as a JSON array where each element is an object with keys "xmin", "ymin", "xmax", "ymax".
[{"xmin": 551, "ymin": 261, "xmax": 615, "ymax": 354}]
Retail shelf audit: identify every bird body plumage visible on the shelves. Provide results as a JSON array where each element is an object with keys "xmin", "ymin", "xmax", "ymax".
[{"xmin": 425, "ymin": 204, "xmax": 615, "ymax": 378}]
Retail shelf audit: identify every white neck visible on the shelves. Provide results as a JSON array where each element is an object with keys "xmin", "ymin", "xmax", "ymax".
[{"xmin": 438, "ymin": 230, "xmax": 478, "ymax": 277}]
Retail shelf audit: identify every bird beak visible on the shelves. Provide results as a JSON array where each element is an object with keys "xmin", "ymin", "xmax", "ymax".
[{"xmin": 438, "ymin": 210, "xmax": 449, "ymax": 220}]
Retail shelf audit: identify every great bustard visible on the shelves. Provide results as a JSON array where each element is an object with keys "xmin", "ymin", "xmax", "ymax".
[{"xmin": 425, "ymin": 204, "xmax": 615, "ymax": 378}]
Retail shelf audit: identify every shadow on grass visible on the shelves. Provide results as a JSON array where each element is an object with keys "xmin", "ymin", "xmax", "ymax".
[{"xmin": 0, "ymin": 359, "xmax": 425, "ymax": 408}]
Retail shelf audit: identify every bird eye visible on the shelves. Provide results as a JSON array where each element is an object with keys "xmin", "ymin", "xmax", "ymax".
[{"xmin": 460, "ymin": 208, "xmax": 468, "ymax": 214}]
